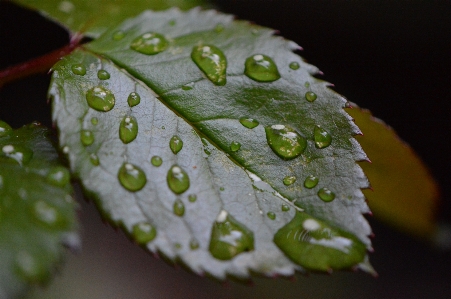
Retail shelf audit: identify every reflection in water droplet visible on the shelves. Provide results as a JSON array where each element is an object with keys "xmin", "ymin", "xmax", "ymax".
[
  {"xmin": 191, "ymin": 45, "xmax": 227, "ymax": 86},
  {"xmin": 239, "ymin": 117, "xmax": 259, "ymax": 129},
  {"xmin": 281, "ymin": 204, "xmax": 290, "ymax": 212},
  {"xmin": 289, "ymin": 62, "xmax": 300, "ymax": 70},
  {"xmin": 304, "ymin": 175, "xmax": 319, "ymax": 189},
  {"xmin": 318, "ymin": 188, "xmax": 335, "ymax": 202},
  {"xmin": 190, "ymin": 239, "xmax": 200, "ymax": 250},
  {"xmin": 112, "ymin": 30, "xmax": 126, "ymax": 40},
  {"xmin": 86, "ymin": 86, "xmax": 115, "ymax": 112},
  {"xmin": 283, "ymin": 176, "xmax": 296, "ymax": 186},
  {"xmin": 127, "ymin": 92, "xmax": 141, "ymax": 107},
  {"xmin": 188, "ymin": 194, "xmax": 197, "ymax": 202},
  {"xmin": 265, "ymin": 125, "xmax": 307, "ymax": 160},
  {"xmin": 91, "ymin": 117, "xmax": 98, "ymax": 125},
  {"xmin": 132, "ymin": 222, "xmax": 157, "ymax": 244},
  {"xmin": 1, "ymin": 144, "xmax": 33, "ymax": 165},
  {"xmin": 150, "ymin": 155, "xmax": 162, "ymax": 167},
  {"xmin": 97, "ymin": 70, "xmax": 110, "ymax": 80},
  {"xmin": 305, "ymin": 91, "xmax": 317, "ymax": 102},
  {"xmin": 209, "ymin": 210, "xmax": 254, "ymax": 260},
  {"xmin": 118, "ymin": 162, "xmax": 147, "ymax": 192},
  {"xmin": 46, "ymin": 166, "xmax": 70, "ymax": 187},
  {"xmin": 267, "ymin": 211, "xmax": 276, "ymax": 220},
  {"xmin": 0, "ymin": 120, "xmax": 12, "ymax": 137},
  {"xmin": 71, "ymin": 64, "xmax": 86, "ymax": 76},
  {"xmin": 173, "ymin": 199, "xmax": 185, "ymax": 216},
  {"xmin": 90, "ymin": 153, "xmax": 100, "ymax": 166},
  {"xmin": 169, "ymin": 135, "xmax": 183, "ymax": 154},
  {"xmin": 230, "ymin": 141, "xmax": 241, "ymax": 152},
  {"xmin": 314, "ymin": 126, "xmax": 332, "ymax": 149},
  {"xmin": 119, "ymin": 116, "xmax": 138, "ymax": 144},
  {"xmin": 244, "ymin": 54, "xmax": 280, "ymax": 82},
  {"xmin": 80, "ymin": 130, "xmax": 94, "ymax": 146},
  {"xmin": 130, "ymin": 32, "xmax": 168, "ymax": 55},
  {"xmin": 167, "ymin": 165, "xmax": 190, "ymax": 194}
]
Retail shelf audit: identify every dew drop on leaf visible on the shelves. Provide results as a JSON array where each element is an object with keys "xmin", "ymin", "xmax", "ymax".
[
  {"xmin": 281, "ymin": 204, "xmax": 290, "ymax": 212},
  {"xmin": 90, "ymin": 117, "xmax": 98, "ymax": 125},
  {"xmin": 173, "ymin": 199, "xmax": 185, "ymax": 217},
  {"xmin": 86, "ymin": 86, "xmax": 115, "ymax": 112},
  {"xmin": 71, "ymin": 63, "xmax": 86, "ymax": 76},
  {"xmin": 33, "ymin": 200, "xmax": 59, "ymax": 227},
  {"xmin": 112, "ymin": 30, "xmax": 126, "ymax": 41},
  {"xmin": 239, "ymin": 117, "xmax": 259, "ymax": 129},
  {"xmin": 265, "ymin": 125, "xmax": 307, "ymax": 160},
  {"xmin": 127, "ymin": 92, "xmax": 141, "ymax": 107},
  {"xmin": 283, "ymin": 176, "xmax": 296, "ymax": 186},
  {"xmin": 0, "ymin": 120, "xmax": 12, "ymax": 137},
  {"xmin": 118, "ymin": 162, "xmax": 147, "ymax": 192},
  {"xmin": 132, "ymin": 222, "xmax": 157, "ymax": 244},
  {"xmin": 314, "ymin": 125, "xmax": 332, "ymax": 149},
  {"xmin": 97, "ymin": 69, "xmax": 110, "ymax": 80},
  {"xmin": 150, "ymin": 155, "xmax": 163, "ymax": 167},
  {"xmin": 80, "ymin": 130, "xmax": 94, "ymax": 146},
  {"xmin": 244, "ymin": 54, "xmax": 280, "ymax": 82},
  {"xmin": 169, "ymin": 135, "xmax": 183, "ymax": 154},
  {"xmin": 1, "ymin": 144, "xmax": 33, "ymax": 165},
  {"xmin": 119, "ymin": 115, "xmax": 138, "ymax": 144},
  {"xmin": 90, "ymin": 153, "xmax": 100, "ymax": 166},
  {"xmin": 14, "ymin": 251, "xmax": 42, "ymax": 282},
  {"xmin": 304, "ymin": 175, "xmax": 319, "ymax": 189},
  {"xmin": 181, "ymin": 84, "xmax": 193, "ymax": 90},
  {"xmin": 190, "ymin": 239, "xmax": 200, "ymax": 250},
  {"xmin": 230, "ymin": 141, "xmax": 241, "ymax": 152},
  {"xmin": 214, "ymin": 23, "xmax": 224, "ymax": 32},
  {"xmin": 318, "ymin": 187, "xmax": 335, "ymax": 202},
  {"xmin": 191, "ymin": 44, "xmax": 227, "ymax": 86},
  {"xmin": 46, "ymin": 166, "xmax": 70, "ymax": 187},
  {"xmin": 130, "ymin": 32, "xmax": 168, "ymax": 55},
  {"xmin": 167, "ymin": 165, "xmax": 190, "ymax": 194},
  {"xmin": 305, "ymin": 91, "xmax": 317, "ymax": 102},
  {"xmin": 267, "ymin": 211, "xmax": 276, "ymax": 220},
  {"xmin": 188, "ymin": 194, "xmax": 197, "ymax": 202},
  {"xmin": 289, "ymin": 62, "xmax": 300, "ymax": 70}
]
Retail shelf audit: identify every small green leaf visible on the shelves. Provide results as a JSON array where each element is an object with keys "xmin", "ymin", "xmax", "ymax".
[{"xmin": 0, "ymin": 121, "xmax": 78, "ymax": 298}]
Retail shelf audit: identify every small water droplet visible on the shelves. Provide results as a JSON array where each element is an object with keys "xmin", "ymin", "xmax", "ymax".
[
  {"xmin": 46, "ymin": 166, "xmax": 70, "ymax": 187},
  {"xmin": 91, "ymin": 117, "xmax": 98, "ymax": 125},
  {"xmin": 190, "ymin": 239, "xmax": 200, "ymax": 250},
  {"xmin": 71, "ymin": 64, "xmax": 86, "ymax": 76},
  {"xmin": 62, "ymin": 146, "xmax": 69, "ymax": 154},
  {"xmin": 244, "ymin": 54, "xmax": 280, "ymax": 82},
  {"xmin": 1, "ymin": 144, "xmax": 33, "ymax": 165},
  {"xmin": 283, "ymin": 176, "xmax": 296, "ymax": 186},
  {"xmin": 345, "ymin": 101, "xmax": 352, "ymax": 108},
  {"xmin": 209, "ymin": 210, "xmax": 254, "ymax": 260},
  {"xmin": 305, "ymin": 91, "xmax": 317, "ymax": 102},
  {"xmin": 265, "ymin": 125, "xmax": 307, "ymax": 160},
  {"xmin": 188, "ymin": 194, "xmax": 197, "ymax": 202},
  {"xmin": 182, "ymin": 84, "xmax": 193, "ymax": 90},
  {"xmin": 267, "ymin": 211, "xmax": 276, "ymax": 220},
  {"xmin": 14, "ymin": 251, "xmax": 43, "ymax": 282},
  {"xmin": 132, "ymin": 222, "xmax": 157, "ymax": 244},
  {"xmin": 314, "ymin": 126, "xmax": 332, "ymax": 149},
  {"xmin": 191, "ymin": 44, "xmax": 227, "ymax": 86},
  {"xmin": 304, "ymin": 175, "xmax": 319, "ymax": 189},
  {"xmin": 318, "ymin": 188, "xmax": 335, "ymax": 202},
  {"xmin": 112, "ymin": 30, "xmax": 126, "ymax": 40},
  {"xmin": 289, "ymin": 62, "xmax": 300, "ymax": 70},
  {"xmin": 150, "ymin": 155, "xmax": 162, "ymax": 167},
  {"xmin": 215, "ymin": 23, "xmax": 224, "ymax": 32},
  {"xmin": 119, "ymin": 115, "xmax": 138, "ymax": 144},
  {"xmin": 97, "ymin": 69, "xmax": 110, "ymax": 80},
  {"xmin": 33, "ymin": 200, "xmax": 59, "ymax": 226},
  {"xmin": 239, "ymin": 117, "xmax": 259, "ymax": 129},
  {"xmin": 80, "ymin": 130, "xmax": 94, "ymax": 146},
  {"xmin": 167, "ymin": 165, "xmax": 190, "ymax": 194},
  {"xmin": 130, "ymin": 32, "xmax": 168, "ymax": 55},
  {"xmin": 230, "ymin": 141, "xmax": 241, "ymax": 152},
  {"xmin": 90, "ymin": 153, "xmax": 99, "ymax": 166},
  {"xmin": 169, "ymin": 135, "xmax": 183, "ymax": 154},
  {"xmin": 174, "ymin": 243, "xmax": 182, "ymax": 249},
  {"xmin": 220, "ymin": 187, "xmax": 225, "ymax": 191},
  {"xmin": 0, "ymin": 120, "xmax": 12, "ymax": 137},
  {"xmin": 168, "ymin": 20, "xmax": 176, "ymax": 26},
  {"xmin": 281, "ymin": 204, "xmax": 290, "ymax": 212},
  {"xmin": 86, "ymin": 86, "xmax": 115, "ymax": 112},
  {"xmin": 251, "ymin": 29, "xmax": 259, "ymax": 35},
  {"xmin": 127, "ymin": 92, "xmax": 141, "ymax": 107},
  {"xmin": 118, "ymin": 162, "xmax": 147, "ymax": 192},
  {"xmin": 173, "ymin": 199, "xmax": 185, "ymax": 216},
  {"xmin": 305, "ymin": 82, "xmax": 310, "ymax": 88}
]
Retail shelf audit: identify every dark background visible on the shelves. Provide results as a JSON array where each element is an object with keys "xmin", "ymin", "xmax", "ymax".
[{"xmin": 0, "ymin": 1, "xmax": 450, "ymax": 298}]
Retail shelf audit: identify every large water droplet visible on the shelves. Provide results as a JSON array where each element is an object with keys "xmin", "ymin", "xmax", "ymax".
[
  {"xmin": 304, "ymin": 175, "xmax": 319, "ymax": 189},
  {"xmin": 86, "ymin": 86, "xmax": 115, "ymax": 112},
  {"xmin": 169, "ymin": 135, "xmax": 183, "ymax": 154},
  {"xmin": 80, "ymin": 130, "xmax": 94, "ymax": 146},
  {"xmin": 167, "ymin": 165, "xmax": 190, "ymax": 194},
  {"xmin": 132, "ymin": 222, "xmax": 157, "ymax": 244},
  {"xmin": 71, "ymin": 63, "xmax": 86, "ymax": 76},
  {"xmin": 1, "ymin": 144, "xmax": 33, "ymax": 165},
  {"xmin": 289, "ymin": 62, "xmax": 300, "ymax": 70},
  {"xmin": 127, "ymin": 92, "xmax": 141, "ymax": 107},
  {"xmin": 265, "ymin": 125, "xmax": 307, "ymax": 160},
  {"xmin": 244, "ymin": 54, "xmax": 280, "ymax": 82},
  {"xmin": 239, "ymin": 117, "xmax": 259, "ymax": 129},
  {"xmin": 0, "ymin": 120, "xmax": 12, "ymax": 137},
  {"xmin": 173, "ymin": 199, "xmax": 185, "ymax": 216},
  {"xmin": 130, "ymin": 32, "xmax": 168, "ymax": 55},
  {"xmin": 90, "ymin": 153, "xmax": 100, "ymax": 166},
  {"xmin": 274, "ymin": 212, "xmax": 366, "ymax": 271},
  {"xmin": 283, "ymin": 176, "xmax": 296, "ymax": 186},
  {"xmin": 230, "ymin": 141, "xmax": 241, "ymax": 152},
  {"xmin": 267, "ymin": 211, "xmax": 276, "ymax": 220},
  {"xmin": 191, "ymin": 45, "xmax": 227, "ymax": 86},
  {"xmin": 314, "ymin": 126, "xmax": 332, "ymax": 149},
  {"xmin": 305, "ymin": 91, "xmax": 317, "ymax": 102},
  {"xmin": 209, "ymin": 210, "xmax": 254, "ymax": 260},
  {"xmin": 188, "ymin": 194, "xmax": 197, "ymax": 202},
  {"xmin": 318, "ymin": 188, "xmax": 335, "ymax": 202},
  {"xmin": 119, "ymin": 116, "xmax": 138, "ymax": 144},
  {"xmin": 150, "ymin": 155, "xmax": 162, "ymax": 167},
  {"xmin": 97, "ymin": 69, "xmax": 110, "ymax": 80},
  {"xmin": 118, "ymin": 162, "xmax": 147, "ymax": 192},
  {"xmin": 46, "ymin": 166, "xmax": 70, "ymax": 187},
  {"xmin": 112, "ymin": 30, "xmax": 126, "ymax": 41}
]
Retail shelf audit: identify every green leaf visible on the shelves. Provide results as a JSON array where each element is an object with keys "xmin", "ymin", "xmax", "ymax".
[
  {"xmin": 0, "ymin": 121, "xmax": 78, "ymax": 298},
  {"xmin": 13, "ymin": 0, "xmax": 206, "ymax": 38},
  {"xmin": 49, "ymin": 9, "xmax": 372, "ymax": 278}
]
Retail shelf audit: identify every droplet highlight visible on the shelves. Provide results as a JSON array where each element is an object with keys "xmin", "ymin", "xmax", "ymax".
[
  {"xmin": 118, "ymin": 163, "xmax": 147, "ymax": 192},
  {"xmin": 230, "ymin": 141, "xmax": 241, "ymax": 152},
  {"xmin": 239, "ymin": 117, "xmax": 259, "ymax": 129},
  {"xmin": 119, "ymin": 116, "xmax": 138, "ymax": 144},
  {"xmin": 80, "ymin": 130, "xmax": 94, "ymax": 146},
  {"xmin": 150, "ymin": 155, "xmax": 162, "ymax": 167},
  {"xmin": 71, "ymin": 64, "xmax": 86, "ymax": 76},
  {"xmin": 305, "ymin": 91, "xmax": 317, "ymax": 102},
  {"xmin": 244, "ymin": 54, "xmax": 280, "ymax": 82},
  {"xmin": 283, "ymin": 176, "xmax": 296, "ymax": 186},
  {"xmin": 265, "ymin": 125, "xmax": 307, "ymax": 160},
  {"xmin": 132, "ymin": 222, "xmax": 157, "ymax": 245},
  {"xmin": 127, "ymin": 92, "xmax": 141, "ymax": 107},
  {"xmin": 191, "ymin": 44, "xmax": 227, "ymax": 86},
  {"xmin": 318, "ymin": 188, "xmax": 335, "ymax": 202},
  {"xmin": 281, "ymin": 204, "xmax": 290, "ymax": 212},
  {"xmin": 167, "ymin": 165, "xmax": 190, "ymax": 194},
  {"xmin": 173, "ymin": 199, "xmax": 185, "ymax": 216},
  {"xmin": 289, "ymin": 62, "xmax": 300, "ymax": 70},
  {"xmin": 97, "ymin": 69, "xmax": 110, "ymax": 80},
  {"xmin": 169, "ymin": 135, "xmax": 183, "ymax": 154},
  {"xmin": 46, "ymin": 166, "xmax": 70, "ymax": 187},
  {"xmin": 86, "ymin": 86, "xmax": 115, "ymax": 112},
  {"xmin": 304, "ymin": 175, "xmax": 319, "ymax": 189},
  {"xmin": 130, "ymin": 32, "xmax": 168, "ymax": 55},
  {"xmin": 90, "ymin": 153, "xmax": 100, "ymax": 166},
  {"xmin": 14, "ymin": 251, "xmax": 43, "ymax": 282},
  {"xmin": 314, "ymin": 126, "xmax": 332, "ymax": 149},
  {"xmin": 1, "ymin": 144, "xmax": 33, "ymax": 165},
  {"xmin": 33, "ymin": 200, "xmax": 62, "ymax": 227}
]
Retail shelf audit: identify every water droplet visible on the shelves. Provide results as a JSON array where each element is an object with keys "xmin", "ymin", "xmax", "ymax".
[
  {"xmin": 0, "ymin": 120, "xmax": 12, "ymax": 137},
  {"xmin": 71, "ymin": 63, "xmax": 86, "ymax": 76},
  {"xmin": 150, "ymin": 155, "xmax": 162, "ymax": 167},
  {"xmin": 188, "ymin": 194, "xmax": 197, "ymax": 202},
  {"xmin": 119, "ymin": 116, "xmax": 138, "ymax": 144},
  {"xmin": 1, "ymin": 144, "xmax": 33, "ymax": 165},
  {"xmin": 112, "ymin": 30, "xmax": 126, "ymax": 40},
  {"xmin": 46, "ymin": 166, "xmax": 70, "ymax": 187},
  {"xmin": 97, "ymin": 69, "xmax": 110, "ymax": 80},
  {"xmin": 62, "ymin": 146, "xmax": 69, "ymax": 154},
  {"xmin": 191, "ymin": 45, "xmax": 227, "ymax": 86},
  {"xmin": 209, "ymin": 210, "xmax": 254, "ymax": 260},
  {"xmin": 274, "ymin": 212, "xmax": 366, "ymax": 271},
  {"xmin": 130, "ymin": 32, "xmax": 168, "ymax": 55},
  {"xmin": 230, "ymin": 141, "xmax": 241, "ymax": 152},
  {"xmin": 182, "ymin": 84, "xmax": 193, "ymax": 90},
  {"xmin": 167, "ymin": 165, "xmax": 190, "ymax": 194},
  {"xmin": 244, "ymin": 54, "xmax": 280, "ymax": 82},
  {"xmin": 127, "ymin": 92, "xmax": 141, "ymax": 107},
  {"xmin": 118, "ymin": 163, "xmax": 147, "ymax": 192},
  {"xmin": 190, "ymin": 239, "xmax": 200, "ymax": 250},
  {"xmin": 314, "ymin": 126, "xmax": 332, "ymax": 149},
  {"xmin": 281, "ymin": 204, "xmax": 290, "ymax": 212},
  {"xmin": 33, "ymin": 200, "xmax": 60, "ymax": 227},
  {"xmin": 91, "ymin": 117, "xmax": 98, "ymax": 125},
  {"xmin": 169, "ymin": 135, "xmax": 183, "ymax": 154},
  {"xmin": 265, "ymin": 125, "xmax": 307, "ymax": 160},
  {"xmin": 175, "ymin": 243, "xmax": 182, "ymax": 249},
  {"xmin": 90, "ymin": 153, "xmax": 100, "ymax": 166},
  {"xmin": 14, "ymin": 251, "xmax": 43, "ymax": 282},
  {"xmin": 168, "ymin": 20, "xmax": 176, "ymax": 26},
  {"xmin": 305, "ymin": 91, "xmax": 317, "ymax": 102},
  {"xmin": 283, "ymin": 176, "xmax": 296, "ymax": 186},
  {"xmin": 132, "ymin": 222, "xmax": 157, "ymax": 244},
  {"xmin": 304, "ymin": 175, "xmax": 319, "ymax": 189},
  {"xmin": 80, "ymin": 130, "xmax": 94, "ymax": 146},
  {"xmin": 305, "ymin": 82, "xmax": 310, "ymax": 88},
  {"xmin": 289, "ymin": 62, "xmax": 300, "ymax": 70},
  {"xmin": 173, "ymin": 199, "xmax": 185, "ymax": 216},
  {"xmin": 267, "ymin": 211, "xmax": 276, "ymax": 220},
  {"xmin": 215, "ymin": 23, "xmax": 224, "ymax": 32},
  {"xmin": 318, "ymin": 188, "xmax": 335, "ymax": 202},
  {"xmin": 86, "ymin": 86, "xmax": 115, "ymax": 112},
  {"xmin": 239, "ymin": 117, "xmax": 259, "ymax": 129},
  {"xmin": 220, "ymin": 187, "xmax": 225, "ymax": 191}
]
